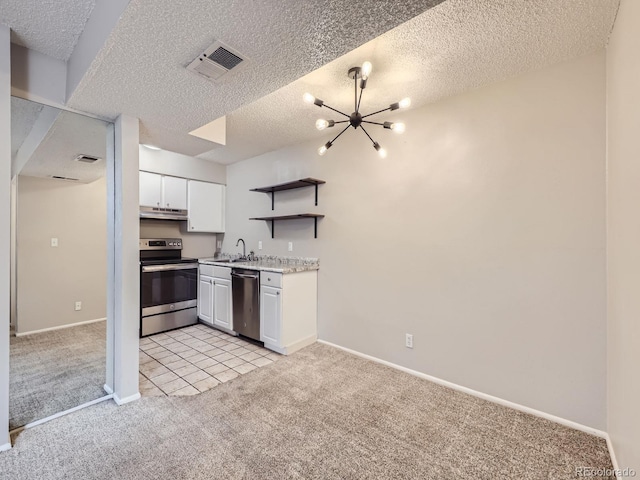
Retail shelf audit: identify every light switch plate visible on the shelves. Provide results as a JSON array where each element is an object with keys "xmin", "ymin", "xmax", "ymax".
[
  {"xmin": 217, "ymin": 240, "xmax": 222, "ymax": 249},
  {"xmin": 258, "ymin": 241, "xmax": 263, "ymax": 250},
  {"xmin": 51, "ymin": 238, "xmax": 58, "ymax": 247},
  {"xmin": 288, "ymin": 242, "xmax": 293, "ymax": 252}
]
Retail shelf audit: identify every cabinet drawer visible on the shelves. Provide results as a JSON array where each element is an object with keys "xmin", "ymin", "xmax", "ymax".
[
  {"xmin": 260, "ymin": 272, "xmax": 282, "ymax": 288},
  {"xmin": 199, "ymin": 264, "xmax": 215, "ymax": 277},
  {"xmin": 213, "ymin": 266, "xmax": 231, "ymax": 280}
]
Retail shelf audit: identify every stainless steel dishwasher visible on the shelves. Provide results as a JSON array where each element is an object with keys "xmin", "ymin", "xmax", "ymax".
[{"xmin": 231, "ymin": 268, "xmax": 261, "ymax": 341}]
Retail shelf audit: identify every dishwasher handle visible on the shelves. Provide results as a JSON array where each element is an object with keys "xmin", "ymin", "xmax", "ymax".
[{"xmin": 231, "ymin": 272, "xmax": 259, "ymax": 280}]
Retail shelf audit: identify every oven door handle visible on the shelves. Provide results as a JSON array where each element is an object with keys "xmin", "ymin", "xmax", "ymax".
[{"xmin": 142, "ymin": 263, "xmax": 199, "ymax": 273}]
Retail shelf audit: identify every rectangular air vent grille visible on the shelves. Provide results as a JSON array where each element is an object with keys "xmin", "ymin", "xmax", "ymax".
[
  {"xmin": 52, "ymin": 175, "xmax": 79, "ymax": 181},
  {"xmin": 207, "ymin": 47, "xmax": 243, "ymax": 70},
  {"xmin": 186, "ymin": 40, "xmax": 249, "ymax": 82},
  {"xmin": 74, "ymin": 154, "xmax": 101, "ymax": 163}
]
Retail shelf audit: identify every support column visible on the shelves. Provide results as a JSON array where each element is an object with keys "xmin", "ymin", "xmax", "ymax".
[
  {"xmin": 110, "ymin": 114, "xmax": 140, "ymax": 404},
  {"xmin": 0, "ymin": 23, "xmax": 12, "ymax": 451}
]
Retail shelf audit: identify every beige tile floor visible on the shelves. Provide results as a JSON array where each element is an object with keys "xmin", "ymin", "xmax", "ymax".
[{"xmin": 139, "ymin": 323, "xmax": 280, "ymax": 397}]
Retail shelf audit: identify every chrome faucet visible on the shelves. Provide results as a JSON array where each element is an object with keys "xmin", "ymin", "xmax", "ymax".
[{"xmin": 236, "ymin": 238, "xmax": 246, "ymax": 258}]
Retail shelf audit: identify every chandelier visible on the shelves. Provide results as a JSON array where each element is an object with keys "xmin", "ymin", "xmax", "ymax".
[{"xmin": 303, "ymin": 61, "xmax": 410, "ymax": 158}]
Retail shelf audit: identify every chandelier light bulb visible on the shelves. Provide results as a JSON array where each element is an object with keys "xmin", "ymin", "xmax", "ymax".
[
  {"xmin": 318, "ymin": 141, "xmax": 333, "ymax": 156},
  {"xmin": 399, "ymin": 97, "xmax": 411, "ymax": 109},
  {"xmin": 392, "ymin": 122, "xmax": 406, "ymax": 134},
  {"xmin": 362, "ymin": 61, "xmax": 372, "ymax": 79},
  {"xmin": 303, "ymin": 93, "xmax": 315, "ymax": 104},
  {"xmin": 373, "ymin": 142, "xmax": 387, "ymax": 158},
  {"xmin": 315, "ymin": 119, "xmax": 335, "ymax": 131}
]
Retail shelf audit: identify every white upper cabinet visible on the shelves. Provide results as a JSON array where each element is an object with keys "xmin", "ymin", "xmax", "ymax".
[
  {"xmin": 139, "ymin": 172, "xmax": 187, "ymax": 210},
  {"xmin": 161, "ymin": 176, "xmax": 187, "ymax": 210},
  {"xmin": 188, "ymin": 180, "xmax": 225, "ymax": 233},
  {"xmin": 139, "ymin": 171, "xmax": 162, "ymax": 208}
]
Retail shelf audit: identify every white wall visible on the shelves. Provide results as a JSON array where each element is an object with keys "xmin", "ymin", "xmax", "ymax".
[
  {"xmin": 16, "ymin": 176, "xmax": 107, "ymax": 334},
  {"xmin": 1, "ymin": 23, "xmax": 12, "ymax": 450},
  {"xmin": 10, "ymin": 44, "xmax": 66, "ymax": 108},
  {"xmin": 606, "ymin": 0, "xmax": 640, "ymax": 470},
  {"xmin": 225, "ymin": 52, "xmax": 607, "ymax": 429}
]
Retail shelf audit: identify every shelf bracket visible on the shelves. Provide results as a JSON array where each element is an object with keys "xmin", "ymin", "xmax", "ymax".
[
  {"xmin": 315, "ymin": 184, "xmax": 318, "ymax": 206},
  {"xmin": 271, "ymin": 219, "xmax": 275, "ymax": 239},
  {"xmin": 271, "ymin": 192, "xmax": 275, "ymax": 211},
  {"xmin": 314, "ymin": 217, "xmax": 318, "ymax": 238}
]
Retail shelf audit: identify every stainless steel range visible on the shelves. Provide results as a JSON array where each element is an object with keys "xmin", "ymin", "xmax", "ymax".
[{"xmin": 139, "ymin": 238, "xmax": 198, "ymax": 337}]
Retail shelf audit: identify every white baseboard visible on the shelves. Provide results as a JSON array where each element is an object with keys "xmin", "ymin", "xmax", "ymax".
[
  {"xmin": 15, "ymin": 317, "xmax": 106, "ymax": 337},
  {"xmin": 103, "ymin": 384, "xmax": 114, "ymax": 395},
  {"xmin": 318, "ymin": 340, "xmax": 607, "ymax": 439},
  {"xmin": 0, "ymin": 442, "xmax": 11, "ymax": 452},
  {"xmin": 113, "ymin": 392, "xmax": 141, "ymax": 406},
  {"xmin": 8, "ymin": 394, "xmax": 113, "ymax": 437},
  {"xmin": 605, "ymin": 434, "xmax": 619, "ymax": 471}
]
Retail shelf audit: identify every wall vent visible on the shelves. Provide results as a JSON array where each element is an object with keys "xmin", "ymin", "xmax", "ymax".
[
  {"xmin": 186, "ymin": 41, "xmax": 248, "ymax": 82},
  {"xmin": 74, "ymin": 154, "xmax": 101, "ymax": 163},
  {"xmin": 51, "ymin": 175, "xmax": 79, "ymax": 181}
]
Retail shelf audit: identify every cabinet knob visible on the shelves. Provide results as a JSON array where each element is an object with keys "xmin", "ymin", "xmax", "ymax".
[
  {"xmin": 156, "ymin": 202, "xmax": 160, "ymax": 206},
  {"xmin": 268, "ymin": 277, "xmax": 271, "ymax": 281},
  {"xmin": 166, "ymin": 203, "xmax": 170, "ymax": 207},
  {"xmin": 276, "ymin": 291, "xmax": 280, "ymax": 295}
]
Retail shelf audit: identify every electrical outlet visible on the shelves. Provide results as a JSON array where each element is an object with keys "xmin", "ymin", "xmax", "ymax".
[
  {"xmin": 405, "ymin": 333, "xmax": 413, "ymax": 349},
  {"xmin": 75, "ymin": 301, "xmax": 82, "ymax": 311},
  {"xmin": 258, "ymin": 241, "xmax": 263, "ymax": 250},
  {"xmin": 288, "ymin": 242, "xmax": 293, "ymax": 252},
  {"xmin": 51, "ymin": 237, "xmax": 58, "ymax": 247},
  {"xmin": 217, "ymin": 240, "xmax": 222, "ymax": 249}
]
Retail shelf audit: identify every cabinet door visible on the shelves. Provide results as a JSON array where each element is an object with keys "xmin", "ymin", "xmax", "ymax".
[
  {"xmin": 198, "ymin": 274, "xmax": 214, "ymax": 325},
  {"xmin": 213, "ymin": 278, "xmax": 232, "ymax": 330},
  {"xmin": 139, "ymin": 171, "xmax": 162, "ymax": 207},
  {"xmin": 260, "ymin": 286, "xmax": 281, "ymax": 346},
  {"xmin": 187, "ymin": 180, "xmax": 225, "ymax": 233},
  {"xmin": 162, "ymin": 176, "xmax": 187, "ymax": 210}
]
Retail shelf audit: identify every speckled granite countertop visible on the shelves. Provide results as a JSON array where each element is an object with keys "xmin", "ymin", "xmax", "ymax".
[{"xmin": 199, "ymin": 258, "xmax": 319, "ymax": 274}]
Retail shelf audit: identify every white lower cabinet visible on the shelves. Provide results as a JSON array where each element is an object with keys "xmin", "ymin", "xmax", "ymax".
[
  {"xmin": 213, "ymin": 277, "xmax": 232, "ymax": 331},
  {"xmin": 198, "ymin": 273, "xmax": 214, "ymax": 326},
  {"xmin": 259, "ymin": 270, "xmax": 318, "ymax": 355},
  {"xmin": 260, "ymin": 286, "xmax": 281, "ymax": 346}
]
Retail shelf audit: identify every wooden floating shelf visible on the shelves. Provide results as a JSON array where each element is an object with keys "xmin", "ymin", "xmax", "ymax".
[
  {"xmin": 250, "ymin": 214, "xmax": 325, "ymax": 238},
  {"xmin": 250, "ymin": 178, "xmax": 325, "ymax": 210}
]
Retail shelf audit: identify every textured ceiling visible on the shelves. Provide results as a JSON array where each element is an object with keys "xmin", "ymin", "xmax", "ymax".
[
  {"xmin": 12, "ymin": 97, "xmax": 109, "ymax": 183},
  {"xmin": 199, "ymin": 0, "xmax": 620, "ymax": 164},
  {"xmin": 10, "ymin": 97, "xmax": 43, "ymax": 159},
  {"xmin": 66, "ymin": 0, "xmax": 444, "ymax": 155},
  {"xmin": 0, "ymin": 0, "xmax": 97, "ymax": 60}
]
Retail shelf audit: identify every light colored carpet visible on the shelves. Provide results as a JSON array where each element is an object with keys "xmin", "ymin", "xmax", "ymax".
[
  {"xmin": 9, "ymin": 321, "xmax": 106, "ymax": 430},
  {"xmin": 1, "ymin": 342, "xmax": 612, "ymax": 479}
]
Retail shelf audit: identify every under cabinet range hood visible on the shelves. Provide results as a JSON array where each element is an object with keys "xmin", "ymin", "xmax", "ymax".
[{"xmin": 140, "ymin": 206, "xmax": 188, "ymax": 221}]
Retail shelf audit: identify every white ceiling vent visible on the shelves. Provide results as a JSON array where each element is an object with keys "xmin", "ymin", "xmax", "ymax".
[
  {"xmin": 74, "ymin": 154, "xmax": 101, "ymax": 163},
  {"xmin": 187, "ymin": 41, "xmax": 248, "ymax": 82}
]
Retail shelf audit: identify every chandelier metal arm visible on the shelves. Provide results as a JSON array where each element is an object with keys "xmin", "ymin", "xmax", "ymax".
[
  {"xmin": 361, "ymin": 107, "xmax": 391, "ymax": 119},
  {"xmin": 356, "ymin": 87, "xmax": 364, "ymax": 114},
  {"xmin": 359, "ymin": 124, "xmax": 376, "ymax": 145},
  {"xmin": 330, "ymin": 124, "xmax": 351, "ymax": 144},
  {"xmin": 323, "ymin": 104, "xmax": 350, "ymax": 118},
  {"xmin": 354, "ymin": 73, "xmax": 358, "ymax": 113},
  {"xmin": 362, "ymin": 120, "xmax": 384, "ymax": 126}
]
